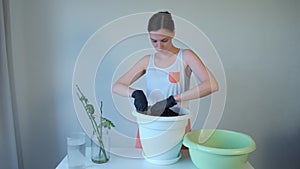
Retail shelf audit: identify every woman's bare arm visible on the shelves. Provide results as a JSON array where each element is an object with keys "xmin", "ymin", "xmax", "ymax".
[
  {"xmin": 174, "ymin": 49, "xmax": 219, "ymax": 102},
  {"xmin": 112, "ymin": 55, "xmax": 150, "ymax": 97}
]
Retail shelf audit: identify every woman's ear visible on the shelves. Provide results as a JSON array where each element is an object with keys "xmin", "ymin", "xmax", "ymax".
[{"xmin": 170, "ymin": 30, "xmax": 175, "ymax": 38}]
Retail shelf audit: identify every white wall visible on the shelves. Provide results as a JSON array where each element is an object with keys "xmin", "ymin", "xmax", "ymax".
[{"xmin": 9, "ymin": 0, "xmax": 300, "ymax": 168}]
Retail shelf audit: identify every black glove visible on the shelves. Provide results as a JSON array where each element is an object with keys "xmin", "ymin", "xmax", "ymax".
[
  {"xmin": 150, "ymin": 96, "xmax": 177, "ymax": 115},
  {"xmin": 131, "ymin": 90, "xmax": 148, "ymax": 112}
]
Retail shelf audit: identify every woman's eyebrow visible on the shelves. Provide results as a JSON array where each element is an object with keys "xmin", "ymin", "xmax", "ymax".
[{"xmin": 150, "ymin": 37, "xmax": 169, "ymax": 41}]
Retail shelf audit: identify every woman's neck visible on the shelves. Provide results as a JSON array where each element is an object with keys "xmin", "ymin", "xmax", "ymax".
[{"xmin": 157, "ymin": 46, "xmax": 180, "ymax": 56}]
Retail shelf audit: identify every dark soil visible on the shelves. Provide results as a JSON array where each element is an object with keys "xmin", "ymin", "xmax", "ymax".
[
  {"xmin": 159, "ymin": 108, "xmax": 179, "ymax": 116},
  {"xmin": 137, "ymin": 107, "xmax": 179, "ymax": 117}
]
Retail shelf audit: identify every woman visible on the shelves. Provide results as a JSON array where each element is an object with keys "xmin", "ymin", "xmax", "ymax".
[{"xmin": 112, "ymin": 11, "xmax": 219, "ymax": 148}]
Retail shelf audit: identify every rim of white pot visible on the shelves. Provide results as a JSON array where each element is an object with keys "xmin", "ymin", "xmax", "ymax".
[{"xmin": 132, "ymin": 107, "xmax": 191, "ymax": 122}]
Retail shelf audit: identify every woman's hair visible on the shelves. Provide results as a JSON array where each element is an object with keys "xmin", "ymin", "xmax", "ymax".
[{"xmin": 147, "ymin": 11, "xmax": 175, "ymax": 32}]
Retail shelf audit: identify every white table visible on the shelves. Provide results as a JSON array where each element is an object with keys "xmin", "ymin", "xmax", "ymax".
[{"xmin": 56, "ymin": 147, "xmax": 254, "ymax": 169}]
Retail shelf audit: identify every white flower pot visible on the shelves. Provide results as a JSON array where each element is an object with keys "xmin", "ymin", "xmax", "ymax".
[{"xmin": 132, "ymin": 107, "xmax": 190, "ymax": 165}]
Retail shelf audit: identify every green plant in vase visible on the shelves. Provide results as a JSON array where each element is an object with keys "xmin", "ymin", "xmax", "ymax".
[{"xmin": 76, "ymin": 85, "xmax": 115, "ymax": 163}]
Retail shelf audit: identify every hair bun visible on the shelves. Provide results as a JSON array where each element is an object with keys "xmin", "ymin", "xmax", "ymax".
[{"xmin": 159, "ymin": 11, "xmax": 171, "ymax": 15}]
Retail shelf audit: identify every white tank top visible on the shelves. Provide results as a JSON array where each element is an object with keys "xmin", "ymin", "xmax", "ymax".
[{"xmin": 145, "ymin": 49, "xmax": 190, "ymax": 108}]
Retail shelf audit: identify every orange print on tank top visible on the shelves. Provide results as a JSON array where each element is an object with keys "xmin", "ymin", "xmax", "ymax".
[{"xmin": 169, "ymin": 72, "xmax": 180, "ymax": 83}]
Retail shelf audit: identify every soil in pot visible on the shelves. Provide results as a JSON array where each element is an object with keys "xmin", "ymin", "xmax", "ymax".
[{"xmin": 137, "ymin": 107, "xmax": 180, "ymax": 117}]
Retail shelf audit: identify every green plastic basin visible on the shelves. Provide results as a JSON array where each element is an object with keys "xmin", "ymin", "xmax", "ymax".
[{"xmin": 183, "ymin": 129, "xmax": 256, "ymax": 169}]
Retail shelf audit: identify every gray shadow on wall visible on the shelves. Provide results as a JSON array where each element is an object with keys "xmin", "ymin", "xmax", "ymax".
[{"xmin": 262, "ymin": 127, "xmax": 300, "ymax": 168}]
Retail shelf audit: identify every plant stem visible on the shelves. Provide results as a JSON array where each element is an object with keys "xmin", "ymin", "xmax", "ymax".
[
  {"xmin": 98, "ymin": 101, "xmax": 108, "ymax": 160},
  {"xmin": 96, "ymin": 131, "xmax": 108, "ymax": 160},
  {"xmin": 76, "ymin": 86, "xmax": 113, "ymax": 161}
]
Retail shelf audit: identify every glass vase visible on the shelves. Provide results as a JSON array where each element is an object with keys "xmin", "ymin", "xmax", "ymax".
[{"xmin": 91, "ymin": 128, "xmax": 110, "ymax": 163}]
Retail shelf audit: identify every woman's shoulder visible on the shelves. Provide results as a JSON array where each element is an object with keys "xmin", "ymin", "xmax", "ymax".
[
  {"xmin": 140, "ymin": 54, "xmax": 151, "ymax": 62},
  {"xmin": 181, "ymin": 49, "xmax": 200, "ymax": 61},
  {"xmin": 134, "ymin": 54, "xmax": 151, "ymax": 68},
  {"xmin": 181, "ymin": 48, "xmax": 196, "ymax": 56}
]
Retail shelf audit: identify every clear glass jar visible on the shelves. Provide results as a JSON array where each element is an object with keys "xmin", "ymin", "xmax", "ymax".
[{"xmin": 91, "ymin": 128, "xmax": 110, "ymax": 163}]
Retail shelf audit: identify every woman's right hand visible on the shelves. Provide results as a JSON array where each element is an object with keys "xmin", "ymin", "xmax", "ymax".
[{"xmin": 131, "ymin": 90, "xmax": 148, "ymax": 112}]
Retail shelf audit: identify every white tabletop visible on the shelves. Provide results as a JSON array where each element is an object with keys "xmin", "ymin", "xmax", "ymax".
[{"xmin": 56, "ymin": 147, "xmax": 254, "ymax": 169}]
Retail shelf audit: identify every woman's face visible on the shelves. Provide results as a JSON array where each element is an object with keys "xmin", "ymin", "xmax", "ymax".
[{"xmin": 149, "ymin": 29, "xmax": 174, "ymax": 52}]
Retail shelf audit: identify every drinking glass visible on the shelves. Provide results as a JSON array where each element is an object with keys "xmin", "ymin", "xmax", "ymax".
[{"xmin": 67, "ymin": 132, "xmax": 86, "ymax": 169}]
